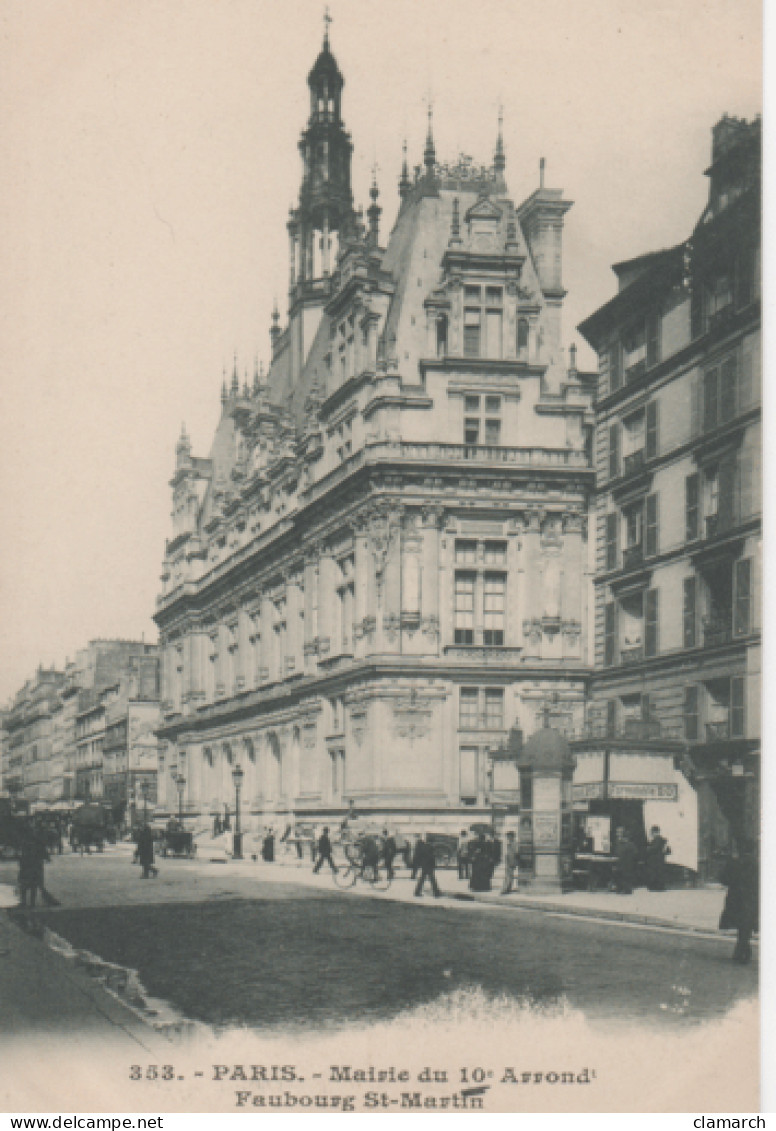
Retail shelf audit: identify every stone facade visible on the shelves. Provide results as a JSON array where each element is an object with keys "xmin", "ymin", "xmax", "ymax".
[
  {"xmin": 154, "ymin": 32, "xmax": 596, "ymax": 834},
  {"xmin": 577, "ymin": 115, "xmax": 761, "ymax": 878}
]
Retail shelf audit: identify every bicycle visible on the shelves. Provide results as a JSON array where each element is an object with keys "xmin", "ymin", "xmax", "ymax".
[{"xmin": 332, "ymin": 844, "xmax": 391, "ymax": 892}]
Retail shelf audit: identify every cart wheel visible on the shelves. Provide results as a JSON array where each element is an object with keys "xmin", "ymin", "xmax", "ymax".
[{"xmin": 334, "ymin": 865, "xmax": 357, "ymax": 889}]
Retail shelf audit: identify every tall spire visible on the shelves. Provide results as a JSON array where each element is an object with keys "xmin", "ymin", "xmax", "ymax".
[
  {"xmin": 423, "ymin": 100, "xmax": 436, "ymax": 174},
  {"xmin": 231, "ymin": 351, "xmax": 239, "ymax": 397},
  {"xmin": 323, "ymin": 5, "xmax": 332, "ymax": 48},
  {"xmin": 398, "ymin": 138, "xmax": 411, "ymax": 201},
  {"xmin": 494, "ymin": 104, "xmax": 506, "ymax": 177},
  {"xmin": 367, "ymin": 165, "xmax": 381, "ymax": 246}
]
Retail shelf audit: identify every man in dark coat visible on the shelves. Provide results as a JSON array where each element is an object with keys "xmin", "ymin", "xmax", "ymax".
[
  {"xmin": 720, "ymin": 841, "xmax": 759, "ymax": 963},
  {"xmin": 413, "ymin": 833, "xmax": 441, "ymax": 897},
  {"xmin": 469, "ymin": 834, "xmax": 494, "ymax": 892},
  {"xmin": 136, "ymin": 824, "xmax": 158, "ymax": 879},
  {"xmin": 645, "ymin": 825, "xmax": 670, "ymax": 891},
  {"xmin": 261, "ymin": 828, "xmax": 275, "ymax": 862},
  {"xmin": 18, "ymin": 822, "xmax": 49, "ymax": 908},
  {"xmin": 313, "ymin": 826, "xmax": 337, "ymax": 873},
  {"xmin": 382, "ymin": 829, "xmax": 397, "ymax": 881},
  {"xmin": 612, "ymin": 827, "xmax": 637, "ymax": 894}
]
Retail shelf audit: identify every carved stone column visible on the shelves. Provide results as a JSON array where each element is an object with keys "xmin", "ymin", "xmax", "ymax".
[
  {"xmin": 353, "ymin": 517, "xmax": 370, "ymax": 658},
  {"xmin": 303, "ymin": 554, "xmax": 318, "ymax": 673},
  {"xmin": 562, "ymin": 509, "xmax": 585, "ymax": 659},
  {"xmin": 522, "ymin": 508, "xmax": 544, "ymax": 659}
]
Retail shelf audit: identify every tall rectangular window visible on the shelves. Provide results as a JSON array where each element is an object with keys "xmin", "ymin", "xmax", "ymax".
[
  {"xmin": 454, "ymin": 573, "xmax": 476, "ymax": 644},
  {"xmin": 605, "ymin": 512, "xmax": 618, "ymax": 571},
  {"xmin": 486, "ymin": 310, "xmax": 503, "ymax": 359},
  {"xmin": 683, "ymin": 576, "xmax": 697, "ymax": 649},
  {"xmin": 686, "ymin": 474, "xmax": 699, "ymax": 542},
  {"xmin": 604, "ymin": 602, "xmax": 617, "ymax": 665},
  {"xmin": 484, "ymin": 688, "xmax": 504, "ymax": 730},
  {"xmin": 459, "ymin": 688, "xmax": 479, "ymax": 729},
  {"xmin": 645, "ymin": 493, "xmax": 659, "ymax": 558},
  {"xmin": 683, "ymin": 685, "xmax": 699, "ymax": 741},
  {"xmin": 730, "ymin": 676, "xmax": 746, "ymax": 738},
  {"xmin": 609, "ymin": 422, "xmax": 620, "ymax": 479},
  {"xmin": 609, "ymin": 342, "xmax": 622, "ymax": 392},
  {"xmin": 483, "ymin": 574, "xmax": 505, "ymax": 645},
  {"xmin": 733, "ymin": 557, "xmax": 752, "ymax": 637},
  {"xmin": 644, "ymin": 588, "xmax": 659, "ymax": 657},
  {"xmin": 645, "ymin": 399, "xmax": 659, "ymax": 459},
  {"xmin": 463, "ymin": 308, "xmax": 481, "ymax": 357},
  {"xmin": 703, "ymin": 366, "xmax": 719, "ymax": 432}
]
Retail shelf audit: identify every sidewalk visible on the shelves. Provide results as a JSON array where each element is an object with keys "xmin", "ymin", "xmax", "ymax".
[{"xmin": 0, "ymin": 902, "xmax": 163, "ymax": 1052}]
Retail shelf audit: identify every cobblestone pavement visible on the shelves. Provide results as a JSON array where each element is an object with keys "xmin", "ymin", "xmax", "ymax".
[{"xmin": 0, "ymin": 844, "xmax": 757, "ymax": 1036}]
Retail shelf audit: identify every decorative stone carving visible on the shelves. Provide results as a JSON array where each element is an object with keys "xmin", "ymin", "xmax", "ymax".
[
  {"xmin": 383, "ymin": 613, "xmax": 401, "ymax": 642},
  {"xmin": 421, "ymin": 615, "xmax": 440, "ymax": 639},
  {"xmin": 523, "ymin": 617, "xmax": 543, "ymax": 645}
]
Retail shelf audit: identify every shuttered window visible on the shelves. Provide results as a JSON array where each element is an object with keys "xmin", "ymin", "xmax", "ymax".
[
  {"xmin": 733, "ymin": 558, "xmax": 752, "ymax": 637},
  {"xmin": 730, "ymin": 676, "xmax": 746, "ymax": 738},
  {"xmin": 717, "ymin": 455, "xmax": 737, "ymax": 533},
  {"xmin": 683, "ymin": 576, "xmax": 696, "ymax": 648},
  {"xmin": 605, "ymin": 512, "xmax": 618, "ymax": 571},
  {"xmin": 644, "ymin": 588, "xmax": 659, "ymax": 657},
  {"xmin": 645, "ymin": 399, "xmax": 658, "ymax": 459},
  {"xmin": 645, "ymin": 493, "xmax": 659, "ymax": 558},
  {"xmin": 738, "ymin": 346, "xmax": 754, "ymax": 409},
  {"xmin": 685, "ymin": 474, "xmax": 699, "ymax": 542},
  {"xmin": 604, "ymin": 602, "xmax": 616, "ymax": 666},
  {"xmin": 683, "ymin": 685, "xmax": 699, "ymax": 741},
  {"xmin": 703, "ymin": 366, "xmax": 719, "ymax": 432},
  {"xmin": 609, "ymin": 422, "xmax": 620, "ymax": 479}
]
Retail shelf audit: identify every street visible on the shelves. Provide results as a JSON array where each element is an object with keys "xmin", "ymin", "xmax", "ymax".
[{"xmin": 0, "ymin": 847, "xmax": 757, "ymax": 1034}]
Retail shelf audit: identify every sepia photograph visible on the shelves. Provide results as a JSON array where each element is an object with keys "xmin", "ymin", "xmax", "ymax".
[{"xmin": 0, "ymin": 0, "xmax": 763, "ymax": 1115}]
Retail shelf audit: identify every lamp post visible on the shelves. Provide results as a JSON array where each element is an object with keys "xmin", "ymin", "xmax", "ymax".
[
  {"xmin": 232, "ymin": 764, "xmax": 244, "ymax": 860},
  {"xmin": 175, "ymin": 772, "xmax": 186, "ymax": 821}
]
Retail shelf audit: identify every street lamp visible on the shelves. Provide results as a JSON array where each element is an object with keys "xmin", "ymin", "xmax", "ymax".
[
  {"xmin": 232, "ymin": 764, "xmax": 244, "ymax": 860},
  {"xmin": 175, "ymin": 772, "xmax": 186, "ymax": 821}
]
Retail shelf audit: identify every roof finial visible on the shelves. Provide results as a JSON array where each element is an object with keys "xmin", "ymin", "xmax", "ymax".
[
  {"xmin": 221, "ymin": 362, "xmax": 228, "ymax": 406},
  {"xmin": 540, "ymin": 156, "xmax": 546, "ymax": 189},
  {"xmin": 494, "ymin": 103, "xmax": 506, "ymax": 176},
  {"xmin": 450, "ymin": 196, "xmax": 461, "ymax": 245},
  {"xmin": 231, "ymin": 350, "xmax": 239, "ymax": 395},
  {"xmin": 253, "ymin": 354, "xmax": 261, "ymax": 395},
  {"xmin": 399, "ymin": 138, "xmax": 411, "ymax": 200},
  {"xmin": 367, "ymin": 164, "xmax": 381, "ymax": 246},
  {"xmin": 424, "ymin": 97, "xmax": 436, "ymax": 173},
  {"xmin": 323, "ymin": 5, "xmax": 332, "ymax": 47}
]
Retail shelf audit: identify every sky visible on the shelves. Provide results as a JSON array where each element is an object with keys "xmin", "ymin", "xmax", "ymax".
[{"xmin": 0, "ymin": 0, "xmax": 762, "ymax": 704}]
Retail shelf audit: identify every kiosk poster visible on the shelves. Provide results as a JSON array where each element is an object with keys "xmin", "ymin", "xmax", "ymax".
[{"xmin": 0, "ymin": 0, "xmax": 762, "ymax": 1116}]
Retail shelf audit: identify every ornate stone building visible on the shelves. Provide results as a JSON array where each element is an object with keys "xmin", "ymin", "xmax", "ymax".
[{"xmin": 154, "ymin": 30, "xmax": 596, "ymax": 832}]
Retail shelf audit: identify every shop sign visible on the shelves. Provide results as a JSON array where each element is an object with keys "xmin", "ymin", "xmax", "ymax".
[
  {"xmin": 608, "ymin": 782, "xmax": 678, "ymax": 801},
  {"xmin": 573, "ymin": 782, "xmax": 606, "ymax": 801}
]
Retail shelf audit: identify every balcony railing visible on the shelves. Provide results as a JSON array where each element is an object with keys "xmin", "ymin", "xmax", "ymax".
[
  {"xmin": 619, "ymin": 644, "xmax": 644, "ymax": 663},
  {"xmin": 622, "ymin": 543, "xmax": 644, "ymax": 571},
  {"xmin": 705, "ymin": 514, "xmax": 719, "ymax": 538},
  {"xmin": 622, "ymin": 449, "xmax": 645, "ymax": 477},
  {"xmin": 703, "ymin": 618, "xmax": 732, "ymax": 647},
  {"xmin": 389, "ymin": 441, "xmax": 589, "ymax": 468}
]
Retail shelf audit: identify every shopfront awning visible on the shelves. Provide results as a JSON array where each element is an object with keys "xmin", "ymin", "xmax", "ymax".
[{"xmin": 573, "ymin": 750, "xmax": 679, "ymax": 802}]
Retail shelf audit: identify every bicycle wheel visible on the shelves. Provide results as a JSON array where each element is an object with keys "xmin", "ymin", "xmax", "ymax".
[
  {"xmin": 370, "ymin": 870, "xmax": 391, "ymax": 892},
  {"xmin": 333, "ymin": 865, "xmax": 357, "ymax": 889}
]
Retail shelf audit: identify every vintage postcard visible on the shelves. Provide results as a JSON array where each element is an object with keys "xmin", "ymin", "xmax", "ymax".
[{"xmin": 0, "ymin": 0, "xmax": 763, "ymax": 1115}]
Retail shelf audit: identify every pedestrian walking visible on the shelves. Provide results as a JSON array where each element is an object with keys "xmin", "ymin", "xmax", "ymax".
[
  {"xmin": 469, "ymin": 833, "xmax": 494, "ymax": 892},
  {"xmin": 382, "ymin": 829, "xmax": 397, "ymax": 880},
  {"xmin": 136, "ymin": 824, "xmax": 158, "ymax": 879},
  {"xmin": 720, "ymin": 840, "xmax": 759, "ymax": 964},
  {"xmin": 413, "ymin": 832, "xmax": 441, "ymax": 898},
  {"xmin": 17, "ymin": 821, "xmax": 49, "ymax": 908},
  {"xmin": 457, "ymin": 830, "xmax": 470, "ymax": 880},
  {"xmin": 645, "ymin": 825, "xmax": 671, "ymax": 891},
  {"xmin": 261, "ymin": 828, "xmax": 275, "ymax": 862},
  {"xmin": 313, "ymin": 826, "xmax": 338, "ymax": 873},
  {"xmin": 360, "ymin": 835, "xmax": 380, "ymax": 880},
  {"xmin": 612, "ymin": 826, "xmax": 637, "ymax": 894},
  {"xmin": 501, "ymin": 830, "xmax": 518, "ymax": 895}
]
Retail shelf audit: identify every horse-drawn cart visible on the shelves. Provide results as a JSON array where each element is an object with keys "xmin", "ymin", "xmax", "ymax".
[{"xmin": 160, "ymin": 819, "xmax": 197, "ymax": 858}]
